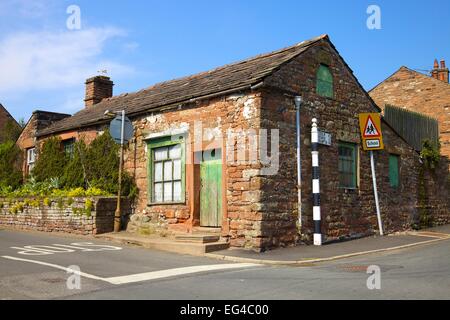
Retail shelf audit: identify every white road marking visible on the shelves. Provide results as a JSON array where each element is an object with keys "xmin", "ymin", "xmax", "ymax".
[
  {"xmin": 1, "ymin": 255, "xmax": 260, "ymax": 285},
  {"xmin": 11, "ymin": 242, "xmax": 123, "ymax": 256},
  {"xmin": 1, "ymin": 256, "xmax": 105, "ymax": 282},
  {"xmin": 105, "ymin": 263, "xmax": 261, "ymax": 285}
]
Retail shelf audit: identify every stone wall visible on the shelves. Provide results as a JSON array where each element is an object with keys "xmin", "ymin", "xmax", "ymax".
[
  {"xmin": 124, "ymin": 92, "xmax": 264, "ymax": 248},
  {"xmin": 0, "ymin": 197, "xmax": 132, "ymax": 235},
  {"xmin": 260, "ymin": 41, "xmax": 432, "ymax": 245},
  {"xmin": 417, "ymin": 157, "xmax": 450, "ymax": 227}
]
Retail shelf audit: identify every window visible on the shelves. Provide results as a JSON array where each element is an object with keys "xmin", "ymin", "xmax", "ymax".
[
  {"xmin": 148, "ymin": 136, "xmax": 185, "ymax": 203},
  {"xmin": 316, "ymin": 64, "xmax": 333, "ymax": 98},
  {"xmin": 62, "ymin": 138, "xmax": 75, "ymax": 158},
  {"xmin": 389, "ymin": 154, "xmax": 400, "ymax": 188},
  {"xmin": 26, "ymin": 148, "xmax": 36, "ymax": 174},
  {"xmin": 338, "ymin": 142, "xmax": 358, "ymax": 189}
]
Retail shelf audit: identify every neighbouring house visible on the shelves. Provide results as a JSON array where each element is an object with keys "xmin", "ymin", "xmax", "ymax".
[
  {"xmin": 16, "ymin": 111, "xmax": 71, "ymax": 177},
  {"xmin": 369, "ymin": 60, "xmax": 450, "ymax": 158},
  {"xmin": 16, "ymin": 35, "xmax": 449, "ymax": 250},
  {"xmin": 0, "ymin": 103, "xmax": 21, "ymax": 143}
]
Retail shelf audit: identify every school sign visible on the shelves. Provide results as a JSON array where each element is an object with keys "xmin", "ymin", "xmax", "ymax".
[{"xmin": 359, "ymin": 113, "xmax": 384, "ymax": 151}]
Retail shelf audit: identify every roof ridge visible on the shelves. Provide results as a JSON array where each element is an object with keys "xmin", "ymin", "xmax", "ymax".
[
  {"xmin": 37, "ymin": 34, "xmax": 329, "ymax": 137},
  {"xmin": 101, "ymin": 34, "xmax": 328, "ymax": 104},
  {"xmin": 370, "ymin": 65, "xmax": 450, "ymax": 92}
]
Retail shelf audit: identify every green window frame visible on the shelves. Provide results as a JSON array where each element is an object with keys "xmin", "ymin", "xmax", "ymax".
[
  {"xmin": 147, "ymin": 136, "xmax": 185, "ymax": 204},
  {"xmin": 338, "ymin": 142, "xmax": 358, "ymax": 189},
  {"xmin": 316, "ymin": 64, "xmax": 334, "ymax": 98},
  {"xmin": 389, "ymin": 154, "xmax": 400, "ymax": 188}
]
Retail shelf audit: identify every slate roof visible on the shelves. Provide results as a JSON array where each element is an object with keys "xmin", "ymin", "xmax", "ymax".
[{"xmin": 37, "ymin": 34, "xmax": 329, "ymax": 137}]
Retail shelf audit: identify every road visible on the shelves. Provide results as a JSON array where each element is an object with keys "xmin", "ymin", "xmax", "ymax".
[{"xmin": 0, "ymin": 228, "xmax": 449, "ymax": 300}]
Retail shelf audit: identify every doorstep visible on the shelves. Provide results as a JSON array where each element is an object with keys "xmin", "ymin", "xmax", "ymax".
[{"xmin": 95, "ymin": 231, "xmax": 229, "ymax": 256}]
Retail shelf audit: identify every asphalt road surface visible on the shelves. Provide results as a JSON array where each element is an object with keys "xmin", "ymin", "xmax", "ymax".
[{"xmin": 0, "ymin": 228, "xmax": 449, "ymax": 300}]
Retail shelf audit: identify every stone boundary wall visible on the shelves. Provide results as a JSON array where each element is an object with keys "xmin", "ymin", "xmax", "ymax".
[
  {"xmin": 417, "ymin": 157, "xmax": 450, "ymax": 227},
  {"xmin": 0, "ymin": 197, "xmax": 133, "ymax": 235}
]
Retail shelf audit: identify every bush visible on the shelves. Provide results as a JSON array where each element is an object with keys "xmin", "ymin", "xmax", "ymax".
[
  {"xmin": 4, "ymin": 130, "xmax": 137, "ymax": 198},
  {"xmin": 84, "ymin": 131, "xmax": 120, "ymax": 194},
  {"xmin": 420, "ymin": 140, "xmax": 441, "ymax": 169},
  {"xmin": 32, "ymin": 137, "xmax": 67, "ymax": 182},
  {"xmin": 0, "ymin": 141, "xmax": 23, "ymax": 190},
  {"xmin": 61, "ymin": 140, "xmax": 88, "ymax": 189}
]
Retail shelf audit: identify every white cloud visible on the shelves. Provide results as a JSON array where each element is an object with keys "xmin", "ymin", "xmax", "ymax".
[{"xmin": 0, "ymin": 27, "xmax": 135, "ymax": 94}]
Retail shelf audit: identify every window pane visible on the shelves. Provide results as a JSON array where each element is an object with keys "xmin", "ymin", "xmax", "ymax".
[
  {"xmin": 164, "ymin": 182, "xmax": 172, "ymax": 202},
  {"xmin": 173, "ymin": 181, "xmax": 182, "ymax": 201},
  {"xmin": 173, "ymin": 159, "xmax": 181, "ymax": 180},
  {"xmin": 169, "ymin": 144, "xmax": 181, "ymax": 159},
  {"xmin": 164, "ymin": 161, "xmax": 173, "ymax": 181},
  {"xmin": 154, "ymin": 162, "xmax": 163, "ymax": 182},
  {"xmin": 154, "ymin": 183, "xmax": 163, "ymax": 202},
  {"xmin": 154, "ymin": 147, "xmax": 168, "ymax": 161}
]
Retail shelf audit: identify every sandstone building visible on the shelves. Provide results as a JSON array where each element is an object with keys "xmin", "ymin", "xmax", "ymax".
[
  {"xmin": 0, "ymin": 104, "xmax": 21, "ymax": 143},
  {"xmin": 17, "ymin": 35, "xmax": 449, "ymax": 250},
  {"xmin": 370, "ymin": 60, "xmax": 450, "ymax": 158}
]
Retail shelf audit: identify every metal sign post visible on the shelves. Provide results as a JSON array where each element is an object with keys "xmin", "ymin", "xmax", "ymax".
[
  {"xmin": 359, "ymin": 113, "xmax": 384, "ymax": 236},
  {"xmin": 370, "ymin": 151, "xmax": 384, "ymax": 236},
  {"xmin": 108, "ymin": 110, "xmax": 134, "ymax": 233}
]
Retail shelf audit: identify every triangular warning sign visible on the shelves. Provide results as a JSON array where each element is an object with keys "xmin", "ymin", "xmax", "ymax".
[{"xmin": 363, "ymin": 115, "xmax": 381, "ymax": 138}]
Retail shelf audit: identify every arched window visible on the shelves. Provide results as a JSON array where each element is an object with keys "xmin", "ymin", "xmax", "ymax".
[{"xmin": 316, "ymin": 65, "xmax": 333, "ymax": 98}]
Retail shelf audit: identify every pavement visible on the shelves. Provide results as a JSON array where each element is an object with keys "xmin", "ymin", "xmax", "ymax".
[
  {"xmin": 1, "ymin": 227, "xmax": 449, "ymax": 299},
  {"xmin": 95, "ymin": 225, "xmax": 450, "ymax": 265}
]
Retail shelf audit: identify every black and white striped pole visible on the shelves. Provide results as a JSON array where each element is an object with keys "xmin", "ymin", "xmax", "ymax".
[{"xmin": 311, "ymin": 118, "xmax": 322, "ymax": 246}]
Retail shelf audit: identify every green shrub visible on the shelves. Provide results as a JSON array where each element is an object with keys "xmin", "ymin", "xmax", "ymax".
[
  {"xmin": 61, "ymin": 140, "xmax": 88, "ymax": 189},
  {"xmin": 0, "ymin": 141, "xmax": 23, "ymax": 190},
  {"xmin": 67, "ymin": 187, "xmax": 85, "ymax": 197},
  {"xmin": 32, "ymin": 137, "xmax": 67, "ymax": 182},
  {"xmin": 420, "ymin": 140, "xmax": 441, "ymax": 169},
  {"xmin": 43, "ymin": 198, "xmax": 51, "ymax": 207},
  {"xmin": 1, "ymin": 130, "xmax": 136, "ymax": 199},
  {"xmin": 84, "ymin": 199, "xmax": 93, "ymax": 217}
]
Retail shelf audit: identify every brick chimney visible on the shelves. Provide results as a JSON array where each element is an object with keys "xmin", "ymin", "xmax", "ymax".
[
  {"xmin": 84, "ymin": 76, "xmax": 114, "ymax": 108},
  {"xmin": 431, "ymin": 59, "xmax": 449, "ymax": 83}
]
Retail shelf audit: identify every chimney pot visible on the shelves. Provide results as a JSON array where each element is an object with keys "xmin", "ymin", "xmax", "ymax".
[
  {"xmin": 84, "ymin": 76, "xmax": 114, "ymax": 108},
  {"xmin": 440, "ymin": 60, "xmax": 446, "ymax": 69},
  {"xmin": 434, "ymin": 59, "xmax": 439, "ymax": 69}
]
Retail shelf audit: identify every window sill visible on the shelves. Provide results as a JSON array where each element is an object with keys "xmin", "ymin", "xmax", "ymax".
[{"xmin": 147, "ymin": 201, "xmax": 186, "ymax": 206}]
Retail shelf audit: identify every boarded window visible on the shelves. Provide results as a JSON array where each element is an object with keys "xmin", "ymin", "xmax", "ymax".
[
  {"xmin": 338, "ymin": 142, "xmax": 357, "ymax": 189},
  {"xmin": 389, "ymin": 154, "xmax": 400, "ymax": 188},
  {"xmin": 316, "ymin": 65, "xmax": 333, "ymax": 98},
  {"xmin": 148, "ymin": 137, "xmax": 185, "ymax": 203}
]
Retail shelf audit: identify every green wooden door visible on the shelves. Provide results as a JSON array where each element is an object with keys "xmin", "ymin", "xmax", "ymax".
[{"xmin": 200, "ymin": 152, "xmax": 223, "ymax": 227}]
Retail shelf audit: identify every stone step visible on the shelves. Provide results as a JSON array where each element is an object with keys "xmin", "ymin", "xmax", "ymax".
[
  {"xmin": 192, "ymin": 227, "xmax": 222, "ymax": 234},
  {"xmin": 175, "ymin": 234, "xmax": 220, "ymax": 243},
  {"xmin": 96, "ymin": 233, "xmax": 229, "ymax": 255}
]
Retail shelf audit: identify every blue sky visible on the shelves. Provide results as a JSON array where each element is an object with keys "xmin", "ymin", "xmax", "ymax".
[{"xmin": 1, "ymin": 0, "xmax": 449, "ymax": 122}]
